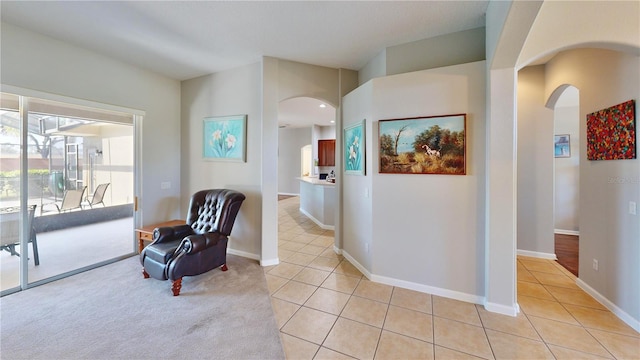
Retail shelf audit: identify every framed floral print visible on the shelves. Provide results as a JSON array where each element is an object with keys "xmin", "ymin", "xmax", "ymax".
[
  {"xmin": 203, "ymin": 115, "xmax": 247, "ymax": 162},
  {"xmin": 344, "ymin": 120, "xmax": 365, "ymax": 175}
]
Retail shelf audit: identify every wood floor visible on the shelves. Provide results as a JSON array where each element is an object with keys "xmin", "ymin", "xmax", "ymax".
[{"xmin": 555, "ymin": 233, "xmax": 579, "ymax": 276}]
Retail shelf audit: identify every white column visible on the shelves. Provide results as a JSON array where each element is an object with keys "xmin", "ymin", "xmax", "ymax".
[
  {"xmin": 260, "ymin": 57, "xmax": 280, "ymax": 266},
  {"xmin": 485, "ymin": 67, "xmax": 518, "ymax": 316}
]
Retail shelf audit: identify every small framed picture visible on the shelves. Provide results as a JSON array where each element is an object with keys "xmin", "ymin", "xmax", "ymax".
[
  {"xmin": 554, "ymin": 134, "xmax": 571, "ymax": 158},
  {"xmin": 203, "ymin": 115, "xmax": 247, "ymax": 162},
  {"xmin": 344, "ymin": 120, "xmax": 366, "ymax": 175}
]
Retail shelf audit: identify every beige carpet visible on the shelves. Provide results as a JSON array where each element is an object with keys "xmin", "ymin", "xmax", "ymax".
[{"xmin": 0, "ymin": 254, "xmax": 285, "ymax": 360}]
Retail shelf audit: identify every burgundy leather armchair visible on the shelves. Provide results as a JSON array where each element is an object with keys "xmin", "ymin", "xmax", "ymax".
[{"xmin": 140, "ymin": 189, "xmax": 245, "ymax": 296}]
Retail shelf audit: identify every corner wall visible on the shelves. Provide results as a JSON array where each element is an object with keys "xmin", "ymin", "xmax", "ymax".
[
  {"xmin": 516, "ymin": 65, "xmax": 554, "ymax": 257},
  {"xmin": 181, "ymin": 63, "xmax": 263, "ymax": 258},
  {"xmin": 343, "ymin": 61, "xmax": 487, "ymax": 302}
]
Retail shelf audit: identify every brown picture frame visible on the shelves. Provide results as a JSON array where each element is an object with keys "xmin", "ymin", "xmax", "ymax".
[{"xmin": 378, "ymin": 114, "xmax": 466, "ymax": 175}]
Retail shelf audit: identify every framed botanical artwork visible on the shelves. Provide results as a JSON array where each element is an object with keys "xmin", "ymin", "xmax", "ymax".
[
  {"xmin": 344, "ymin": 120, "xmax": 365, "ymax": 175},
  {"xmin": 379, "ymin": 114, "xmax": 466, "ymax": 175},
  {"xmin": 586, "ymin": 99, "xmax": 636, "ymax": 160},
  {"xmin": 554, "ymin": 134, "xmax": 571, "ymax": 158},
  {"xmin": 203, "ymin": 115, "xmax": 247, "ymax": 162}
]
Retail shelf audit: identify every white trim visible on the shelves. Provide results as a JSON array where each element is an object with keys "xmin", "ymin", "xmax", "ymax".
[
  {"xmin": 341, "ymin": 250, "xmax": 373, "ymax": 279},
  {"xmin": 227, "ymin": 248, "xmax": 260, "ymax": 261},
  {"xmin": 299, "ymin": 208, "xmax": 335, "ymax": 230},
  {"xmin": 517, "ymin": 249, "xmax": 557, "ymax": 260},
  {"xmin": 278, "ymin": 192, "xmax": 299, "ymax": 197},
  {"xmin": 333, "ymin": 245, "xmax": 342, "ymax": 255},
  {"xmin": 260, "ymin": 258, "xmax": 280, "ymax": 267},
  {"xmin": 1, "ymin": 84, "xmax": 145, "ymax": 116},
  {"xmin": 485, "ymin": 301, "xmax": 520, "ymax": 317},
  {"xmin": 341, "ymin": 249, "xmax": 488, "ymax": 309},
  {"xmin": 229, "ymin": 247, "xmax": 282, "ymax": 267},
  {"xmin": 577, "ymin": 279, "xmax": 640, "ymax": 332},
  {"xmin": 554, "ymin": 229, "xmax": 580, "ymax": 236}
]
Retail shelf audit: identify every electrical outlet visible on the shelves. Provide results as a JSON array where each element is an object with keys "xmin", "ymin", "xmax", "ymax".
[
  {"xmin": 592, "ymin": 259, "xmax": 599, "ymax": 271},
  {"xmin": 160, "ymin": 181, "xmax": 171, "ymax": 190}
]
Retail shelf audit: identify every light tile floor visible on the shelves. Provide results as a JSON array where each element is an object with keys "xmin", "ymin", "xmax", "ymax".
[{"xmin": 267, "ymin": 196, "xmax": 640, "ymax": 360}]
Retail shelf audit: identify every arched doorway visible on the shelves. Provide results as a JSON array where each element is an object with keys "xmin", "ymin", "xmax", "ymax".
[
  {"xmin": 276, "ymin": 96, "xmax": 337, "ymax": 257},
  {"xmin": 548, "ymin": 85, "xmax": 580, "ymax": 276}
]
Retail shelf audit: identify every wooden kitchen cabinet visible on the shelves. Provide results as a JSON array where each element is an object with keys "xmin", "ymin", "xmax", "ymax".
[{"xmin": 318, "ymin": 139, "xmax": 336, "ymax": 166}]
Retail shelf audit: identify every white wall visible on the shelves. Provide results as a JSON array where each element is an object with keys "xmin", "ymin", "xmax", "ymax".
[
  {"xmin": 359, "ymin": 28, "xmax": 486, "ymax": 86},
  {"xmin": 0, "ymin": 22, "xmax": 182, "ymax": 225},
  {"xmin": 386, "ymin": 28, "xmax": 485, "ymax": 77},
  {"xmin": 181, "ymin": 62, "xmax": 263, "ymax": 258},
  {"xmin": 343, "ymin": 61, "xmax": 486, "ymax": 302},
  {"xmin": 278, "ymin": 127, "xmax": 312, "ymax": 194},
  {"xmin": 553, "ymin": 89, "xmax": 580, "ymax": 233},
  {"xmin": 545, "ymin": 48, "xmax": 639, "ymax": 326},
  {"xmin": 342, "ymin": 81, "xmax": 374, "ymax": 271},
  {"xmin": 516, "ymin": 65, "xmax": 555, "ymax": 256}
]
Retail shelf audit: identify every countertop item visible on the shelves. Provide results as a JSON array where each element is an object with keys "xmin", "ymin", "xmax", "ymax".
[{"xmin": 299, "ymin": 176, "xmax": 336, "ymax": 186}]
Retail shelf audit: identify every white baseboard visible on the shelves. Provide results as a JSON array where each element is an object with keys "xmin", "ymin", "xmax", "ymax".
[
  {"xmin": 299, "ymin": 208, "xmax": 335, "ymax": 230},
  {"xmin": 555, "ymin": 229, "xmax": 580, "ymax": 236},
  {"xmin": 340, "ymin": 250, "xmax": 373, "ymax": 279},
  {"xmin": 340, "ymin": 249, "xmax": 488, "ymax": 309},
  {"xmin": 227, "ymin": 247, "xmax": 279, "ymax": 267},
  {"xmin": 576, "ymin": 279, "xmax": 640, "ymax": 332},
  {"xmin": 278, "ymin": 192, "xmax": 299, "ymax": 197},
  {"xmin": 485, "ymin": 301, "xmax": 520, "ymax": 317},
  {"xmin": 227, "ymin": 248, "xmax": 261, "ymax": 261},
  {"xmin": 260, "ymin": 258, "xmax": 280, "ymax": 267},
  {"xmin": 517, "ymin": 249, "xmax": 557, "ymax": 260}
]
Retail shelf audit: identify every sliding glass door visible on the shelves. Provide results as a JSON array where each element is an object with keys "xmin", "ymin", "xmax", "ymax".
[{"xmin": 0, "ymin": 92, "xmax": 138, "ymax": 295}]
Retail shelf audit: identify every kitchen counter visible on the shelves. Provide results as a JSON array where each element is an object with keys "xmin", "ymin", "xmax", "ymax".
[
  {"xmin": 299, "ymin": 177, "xmax": 336, "ymax": 229},
  {"xmin": 299, "ymin": 176, "xmax": 336, "ymax": 186}
]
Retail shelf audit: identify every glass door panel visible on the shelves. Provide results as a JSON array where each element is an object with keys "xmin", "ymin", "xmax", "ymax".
[
  {"xmin": 0, "ymin": 93, "xmax": 22, "ymax": 292},
  {"xmin": 1, "ymin": 92, "xmax": 136, "ymax": 293}
]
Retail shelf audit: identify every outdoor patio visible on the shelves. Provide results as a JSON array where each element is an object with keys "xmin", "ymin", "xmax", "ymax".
[{"xmin": 1, "ymin": 216, "xmax": 135, "ymax": 293}]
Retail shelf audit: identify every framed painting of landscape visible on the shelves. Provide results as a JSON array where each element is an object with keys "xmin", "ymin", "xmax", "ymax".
[{"xmin": 378, "ymin": 114, "xmax": 466, "ymax": 175}]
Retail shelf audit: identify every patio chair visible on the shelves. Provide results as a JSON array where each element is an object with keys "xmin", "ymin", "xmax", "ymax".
[
  {"xmin": 55, "ymin": 186, "xmax": 87, "ymax": 213},
  {"xmin": 0, "ymin": 205, "xmax": 40, "ymax": 265},
  {"xmin": 85, "ymin": 183, "xmax": 109, "ymax": 208}
]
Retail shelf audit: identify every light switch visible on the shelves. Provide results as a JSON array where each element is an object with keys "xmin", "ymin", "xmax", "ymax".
[
  {"xmin": 630, "ymin": 201, "xmax": 637, "ymax": 215},
  {"xmin": 364, "ymin": 187, "xmax": 369, "ymax": 198}
]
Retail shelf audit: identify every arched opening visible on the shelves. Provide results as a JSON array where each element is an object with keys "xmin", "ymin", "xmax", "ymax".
[
  {"xmin": 276, "ymin": 96, "xmax": 337, "ymax": 258},
  {"xmin": 549, "ymin": 85, "xmax": 580, "ymax": 276}
]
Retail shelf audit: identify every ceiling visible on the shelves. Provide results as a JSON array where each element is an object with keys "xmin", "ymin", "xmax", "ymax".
[
  {"xmin": 1, "ymin": 1, "xmax": 489, "ymax": 128},
  {"xmin": 278, "ymin": 97, "xmax": 336, "ymax": 129}
]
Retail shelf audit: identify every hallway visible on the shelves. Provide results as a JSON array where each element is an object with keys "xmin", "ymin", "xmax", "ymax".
[{"xmin": 267, "ymin": 196, "xmax": 639, "ymax": 359}]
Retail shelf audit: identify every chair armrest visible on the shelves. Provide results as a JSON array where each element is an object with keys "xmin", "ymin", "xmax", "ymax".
[
  {"xmin": 179, "ymin": 232, "xmax": 227, "ymax": 254},
  {"xmin": 153, "ymin": 224, "xmax": 193, "ymax": 243}
]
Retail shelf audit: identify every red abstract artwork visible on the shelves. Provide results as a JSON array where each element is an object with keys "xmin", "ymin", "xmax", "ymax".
[{"xmin": 586, "ymin": 99, "xmax": 636, "ymax": 160}]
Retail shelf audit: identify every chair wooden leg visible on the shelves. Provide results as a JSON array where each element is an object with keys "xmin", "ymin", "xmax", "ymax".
[
  {"xmin": 142, "ymin": 268, "xmax": 150, "ymax": 279},
  {"xmin": 221, "ymin": 264, "xmax": 228, "ymax": 271},
  {"xmin": 171, "ymin": 278, "xmax": 182, "ymax": 296}
]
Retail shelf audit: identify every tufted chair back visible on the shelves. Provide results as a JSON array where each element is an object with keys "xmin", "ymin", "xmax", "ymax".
[{"xmin": 185, "ymin": 189, "xmax": 246, "ymax": 236}]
